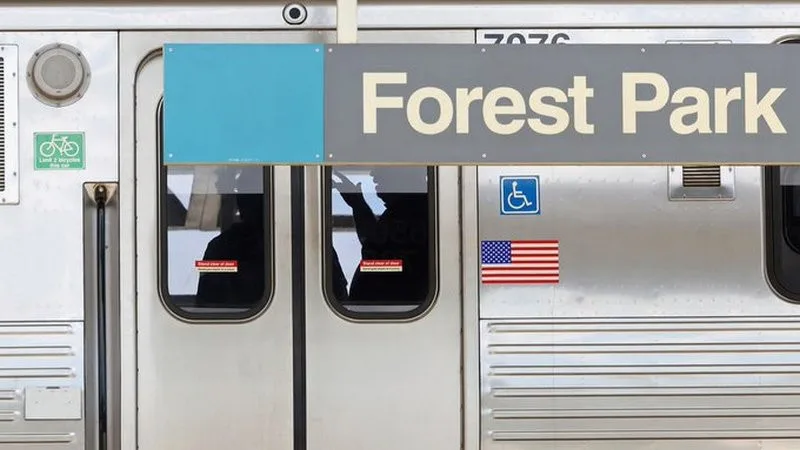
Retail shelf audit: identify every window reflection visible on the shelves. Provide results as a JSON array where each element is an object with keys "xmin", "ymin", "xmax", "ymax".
[
  {"xmin": 163, "ymin": 165, "xmax": 271, "ymax": 316},
  {"xmin": 327, "ymin": 166, "xmax": 434, "ymax": 315}
]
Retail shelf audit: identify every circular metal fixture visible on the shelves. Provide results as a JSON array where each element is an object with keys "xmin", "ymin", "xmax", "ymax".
[
  {"xmin": 27, "ymin": 43, "xmax": 91, "ymax": 107},
  {"xmin": 283, "ymin": 3, "xmax": 307, "ymax": 25}
]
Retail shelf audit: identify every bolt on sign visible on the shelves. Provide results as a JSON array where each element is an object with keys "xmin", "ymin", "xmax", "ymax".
[{"xmin": 162, "ymin": 43, "xmax": 800, "ymax": 166}]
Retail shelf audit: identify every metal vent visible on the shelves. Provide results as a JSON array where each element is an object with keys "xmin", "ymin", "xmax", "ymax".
[
  {"xmin": 668, "ymin": 165, "xmax": 734, "ymax": 201},
  {"xmin": 0, "ymin": 44, "xmax": 18, "ymax": 205},
  {"xmin": 682, "ymin": 165, "xmax": 721, "ymax": 187}
]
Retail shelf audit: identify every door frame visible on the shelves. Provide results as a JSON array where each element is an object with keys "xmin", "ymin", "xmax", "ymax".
[{"xmin": 121, "ymin": 30, "xmax": 331, "ymax": 450}]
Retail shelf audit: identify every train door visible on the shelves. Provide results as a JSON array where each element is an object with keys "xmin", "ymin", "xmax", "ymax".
[
  {"xmin": 125, "ymin": 31, "xmax": 327, "ymax": 450},
  {"xmin": 472, "ymin": 28, "xmax": 800, "ymax": 450},
  {"xmin": 303, "ymin": 29, "xmax": 471, "ymax": 450}
]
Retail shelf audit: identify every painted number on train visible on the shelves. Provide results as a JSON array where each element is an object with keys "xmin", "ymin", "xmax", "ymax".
[{"xmin": 476, "ymin": 30, "xmax": 571, "ymax": 45}]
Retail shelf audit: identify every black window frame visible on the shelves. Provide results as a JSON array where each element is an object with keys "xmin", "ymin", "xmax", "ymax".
[
  {"xmin": 155, "ymin": 97, "xmax": 275, "ymax": 321},
  {"xmin": 764, "ymin": 166, "xmax": 800, "ymax": 304},
  {"xmin": 749, "ymin": 37, "xmax": 800, "ymax": 305},
  {"xmin": 321, "ymin": 166, "xmax": 440, "ymax": 321}
]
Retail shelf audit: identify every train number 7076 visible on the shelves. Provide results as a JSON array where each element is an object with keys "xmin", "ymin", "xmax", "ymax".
[{"xmin": 477, "ymin": 31, "xmax": 571, "ymax": 45}]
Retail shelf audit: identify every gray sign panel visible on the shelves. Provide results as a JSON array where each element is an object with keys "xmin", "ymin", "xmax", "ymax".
[{"xmin": 324, "ymin": 44, "xmax": 800, "ymax": 165}]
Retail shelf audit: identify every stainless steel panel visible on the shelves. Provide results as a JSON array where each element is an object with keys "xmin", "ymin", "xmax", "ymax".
[
  {"xmin": 477, "ymin": 26, "xmax": 800, "ymax": 319},
  {"xmin": 3, "ymin": 3, "xmax": 800, "ymax": 30},
  {"xmin": 118, "ymin": 34, "xmax": 140, "ymax": 450},
  {"xmin": 477, "ymin": 165, "xmax": 792, "ymax": 318},
  {"xmin": 476, "ymin": 26, "xmax": 800, "ymax": 450},
  {"xmin": 475, "ymin": 28, "xmax": 800, "ymax": 44},
  {"xmin": 305, "ymin": 164, "xmax": 464, "ymax": 450},
  {"xmin": 461, "ymin": 166, "xmax": 481, "ymax": 450},
  {"xmin": 129, "ymin": 31, "xmax": 324, "ymax": 450},
  {"xmin": 0, "ymin": 322, "xmax": 85, "ymax": 450},
  {"xmin": 0, "ymin": 32, "xmax": 117, "ymax": 322},
  {"xmin": 304, "ymin": 31, "xmax": 467, "ymax": 450},
  {"xmin": 481, "ymin": 318, "xmax": 800, "ymax": 444}
]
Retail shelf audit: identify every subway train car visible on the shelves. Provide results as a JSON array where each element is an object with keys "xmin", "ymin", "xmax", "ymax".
[{"xmin": 2, "ymin": 2, "xmax": 800, "ymax": 450}]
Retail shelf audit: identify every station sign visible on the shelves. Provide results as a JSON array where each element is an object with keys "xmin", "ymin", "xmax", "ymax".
[{"xmin": 162, "ymin": 43, "xmax": 800, "ymax": 166}]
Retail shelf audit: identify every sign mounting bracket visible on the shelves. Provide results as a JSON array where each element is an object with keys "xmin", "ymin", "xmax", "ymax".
[{"xmin": 337, "ymin": 0, "xmax": 357, "ymax": 44}]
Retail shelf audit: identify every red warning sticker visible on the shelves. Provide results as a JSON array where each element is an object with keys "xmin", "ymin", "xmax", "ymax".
[
  {"xmin": 359, "ymin": 259, "xmax": 403, "ymax": 272},
  {"xmin": 195, "ymin": 260, "xmax": 238, "ymax": 273}
]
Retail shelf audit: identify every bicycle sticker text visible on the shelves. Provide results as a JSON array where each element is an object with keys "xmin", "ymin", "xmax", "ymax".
[
  {"xmin": 34, "ymin": 132, "xmax": 85, "ymax": 170},
  {"xmin": 500, "ymin": 176, "xmax": 540, "ymax": 215}
]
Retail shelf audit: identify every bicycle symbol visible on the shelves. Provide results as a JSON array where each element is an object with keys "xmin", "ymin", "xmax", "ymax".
[
  {"xmin": 39, "ymin": 135, "xmax": 80, "ymax": 158},
  {"xmin": 506, "ymin": 180, "xmax": 533, "ymax": 210}
]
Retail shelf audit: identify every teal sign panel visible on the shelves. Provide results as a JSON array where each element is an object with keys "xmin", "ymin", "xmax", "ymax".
[
  {"xmin": 163, "ymin": 43, "xmax": 324, "ymax": 164},
  {"xmin": 163, "ymin": 43, "xmax": 800, "ymax": 165}
]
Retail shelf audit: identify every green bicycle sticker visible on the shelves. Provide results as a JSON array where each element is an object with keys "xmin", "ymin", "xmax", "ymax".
[{"xmin": 34, "ymin": 132, "xmax": 85, "ymax": 170}]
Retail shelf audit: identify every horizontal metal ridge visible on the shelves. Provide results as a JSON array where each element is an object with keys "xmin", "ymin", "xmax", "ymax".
[
  {"xmin": 0, "ymin": 346, "xmax": 73, "ymax": 357},
  {"xmin": 491, "ymin": 407, "xmax": 800, "ymax": 419},
  {"xmin": 488, "ymin": 345, "xmax": 800, "ymax": 356},
  {"xmin": 488, "ymin": 317, "xmax": 800, "ymax": 325},
  {"xmin": 0, "ymin": 324, "xmax": 74, "ymax": 336},
  {"xmin": 492, "ymin": 386, "xmax": 800, "ymax": 397},
  {"xmin": 491, "ymin": 429, "xmax": 800, "ymax": 441},
  {"xmin": 0, "ymin": 367, "xmax": 73, "ymax": 378},
  {"xmin": 488, "ymin": 323, "xmax": 800, "ymax": 333},
  {"xmin": 2, "ymin": 3, "xmax": 800, "ymax": 29},
  {"xmin": 0, "ymin": 432, "xmax": 75, "ymax": 443}
]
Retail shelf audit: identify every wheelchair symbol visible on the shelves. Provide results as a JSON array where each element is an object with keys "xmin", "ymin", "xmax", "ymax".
[
  {"xmin": 500, "ymin": 176, "xmax": 540, "ymax": 215},
  {"xmin": 507, "ymin": 181, "xmax": 533, "ymax": 210}
]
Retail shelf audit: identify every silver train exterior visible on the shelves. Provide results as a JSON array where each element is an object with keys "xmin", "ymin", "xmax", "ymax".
[{"xmin": 1, "ymin": 2, "xmax": 800, "ymax": 450}]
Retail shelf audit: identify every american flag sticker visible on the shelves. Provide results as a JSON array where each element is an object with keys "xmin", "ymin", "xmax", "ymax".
[{"xmin": 480, "ymin": 240, "xmax": 559, "ymax": 284}]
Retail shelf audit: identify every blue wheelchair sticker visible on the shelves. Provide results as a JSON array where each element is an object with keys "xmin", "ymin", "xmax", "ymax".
[{"xmin": 500, "ymin": 176, "xmax": 541, "ymax": 215}]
